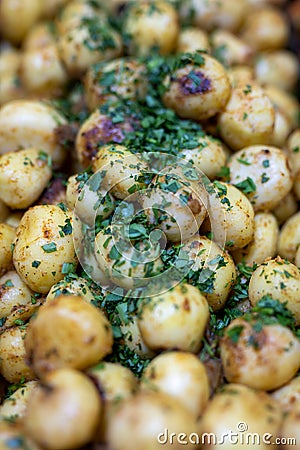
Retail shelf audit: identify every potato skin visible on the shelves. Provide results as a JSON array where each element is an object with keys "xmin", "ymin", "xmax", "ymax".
[
  {"xmin": 137, "ymin": 283, "xmax": 209, "ymax": 353},
  {"xmin": 24, "ymin": 368, "xmax": 102, "ymax": 450},
  {"xmin": 13, "ymin": 204, "xmax": 77, "ymax": 294},
  {"xmin": 249, "ymin": 257, "xmax": 300, "ymax": 325},
  {"xmin": 220, "ymin": 317, "xmax": 300, "ymax": 390},
  {"xmin": 162, "ymin": 54, "xmax": 231, "ymax": 121},
  {"xmin": 0, "ymin": 148, "xmax": 52, "ymax": 209},
  {"xmin": 278, "ymin": 211, "xmax": 300, "ymax": 262},
  {"xmin": 25, "ymin": 294, "xmax": 113, "ymax": 376},
  {"xmin": 0, "ymin": 223, "xmax": 15, "ymax": 276}
]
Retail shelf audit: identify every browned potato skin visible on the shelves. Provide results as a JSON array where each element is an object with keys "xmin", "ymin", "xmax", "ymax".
[
  {"xmin": 162, "ymin": 55, "xmax": 231, "ymax": 121},
  {"xmin": 0, "ymin": 223, "xmax": 15, "ymax": 276},
  {"xmin": 25, "ymin": 294, "xmax": 113, "ymax": 377},
  {"xmin": 220, "ymin": 318, "xmax": 300, "ymax": 390}
]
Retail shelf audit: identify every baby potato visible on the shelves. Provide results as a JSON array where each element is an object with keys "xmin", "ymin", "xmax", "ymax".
[
  {"xmin": 124, "ymin": 0, "xmax": 179, "ymax": 56},
  {"xmin": 55, "ymin": 0, "xmax": 97, "ymax": 35},
  {"xmin": 0, "ymin": 380, "xmax": 38, "ymax": 422},
  {"xmin": 0, "ymin": 148, "xmax": 52, "ymax": 209},
  {"xmin": 255, "ymin": 50, "xmax": 299, "ymax": 92},
  {"xmin": 273, "ymin": 192, "xmax": 298, "ymax": 225},
  {"xmin": 119, "ymin": 314, "xmax": 156, "ymax": 359},
  {"xmin": 0, "ymin": 224, "xmax": 15, "ymax": 276},
  {"xmin": 46, "ymin": 276, "xmax": 95, "ymax": 303},
  {"xmin": 180, "ymin": 0, "xmax": 249, "ymax": 32},
  {"xmin": 0, "ymin": 72, "xmax": 25, "ymax": 107},
  {"xmin": 241, "ymin": 7, "xmax": 289, "ymax": 51},
  {"xmin": 25, "ymin": 294, "xmax": 113, "ymax": 376},
  {"xmin": 199, "ymin": 383, "xmax": 282, "ymax": 450},
  {"xmin": 0, "ymin": 46, "xmax": 21, "ymax": 77},
  {"xmin": 211, "ymin": 30, "xmax": 254, "ymax": 67},
  {"xmin": 42, "ymin": 0, "xmax": 71, "ymax": 18},
  {"xmin": 0, "ymin": 422, "xmax": 42, "ymax": 450},
  {"xmin": 24, "ymin": 368, "xmax": 102, "ymax": 450},
  {"xmin": 287, "ymin": 128, "xmax": 300, "ymax": 176},
  {"xmin": 0, "ymin": 0, "xmax": 42, "ymax": 45},
  {"xmin": 228, "ymin": 145, "xmax": 293, "ymax": 211},
  {"xmin": 94, "ymin": 228, "xmax": 163, "ymax": 290},
  {"xmin": 0, "ymin": 271, "xmax": 34, "ymax": 321},
  {"xmin": 0, "ymin": 200, "xmax": 9, "ymax": 223},
  {"xmin": 20, "ymin": 44, "xmax": 68, "ymax": 97},
  {"xmin": 92, "ymin": 144, "xmax": 148, "ymax": 200},
  {"xmin": 203, "ymin": 181, "xmax": 255, "ymax": 250},
  {"xmin": 22, "ymin": 21, "xmax": 56, "ymax": 50},
  {"xmin": 13, "ymin": 204, "xmax": 77, "ymax": 294},
  {"xmin": 57, "ymin": 17, "xmax": 122, "ymax": 78},
  {"xmin": 176, "ymin": 28, "xmax": 210, "ymax": 54},
  {"xmin": 271, "ymin": 376, "xmax": 300, "ymax": 413},
  {"xmin": 66, "ymin": 174, "xmax": 115, "ymax": 226},
  {"xmin": 141, "ymin": 169, "xmax": 208, "ymax": 242},
  {"xmin": 218, "ymin": 83, "xmax": 275, "ymax": 150},
  {"xmin": 181, "ymin": 134, "xmax": 226, "ymax": 180},
  {"xmin": 232, "ymin": 212, "xmax": 278, "ymax": 265},
  {"xmin": 278, "ymin": 211, "xmax": 300, "ymax": 262},
  {"xmin": 220, "ymin": 317, "xmax": 300, "ymax": 390},
  {"xmin": 76, "ymin": 109, "xmax": 135, "ymax": 167},
  {"xmin": 140, "ymin": 351, "xmax": 210, "ymax": 418},
  {"xmin": 293, "ymin": 172, "xmax": 300, "ymax": 202},
  {"xmin": 84, "ymin": 58, "xmax": 147, "ymax": 111},
  {"xmin": 182, "ymin": 235, "xmax": 236, "ymax": 311},
  {"xmin": 137, "ymin": 283, "xmax": 209, "ymax": 353},
  {"xmin": 227, "ymin": 64, "xmax": 255, "ymax": 88},
  {"xmin": 264, "ymin": 84, "xmax": 300, "ymax": 129},
  {"xmin": 162, "ymin": 54, "xmax": 231, "ymax": 121},
  {"xmin": 107, "ymin": 391, "xmax": 199, "ymax": 450},
  {"xmin": 5, "ymin": 211, "xmax": 23, "ymax": 229},
  {"xmin": 0, "ymin": 100, "xmax": 67, "ymax": 168},
  {"xmin": 270, "ymin": 108, "xmax": 292, "ymax": 148},
  {"xmin": 0, "ymin": 326, "xmax": 35, "ymax": 384},
  {"xmin": 249, "ymin": 257, "xmax": 300, "ymax": 325}
]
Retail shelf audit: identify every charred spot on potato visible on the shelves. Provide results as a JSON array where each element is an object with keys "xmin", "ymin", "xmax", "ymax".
[{"xmin": 177, "ymin": 71, "xmax": 212, "ymax": 95}]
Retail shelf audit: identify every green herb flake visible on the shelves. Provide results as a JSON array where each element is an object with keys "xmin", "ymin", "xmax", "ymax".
[
  {"xmin": 226, "ymin": 325, "xmax": 244, "ymax": 343},
  {"xmin": 61, "ymin": 262, "xmax": 76, "ymax": 274},
  {"xmin": 234, "ymin": 177, "xmax": 257, "ymax": 194},
  {"xmin": 31, "ymin": 260, "xmax": 41, "ymax": 268},
  {"xmin": 42, "ymin": 242, "xmax": 57, "ymax": 253}
]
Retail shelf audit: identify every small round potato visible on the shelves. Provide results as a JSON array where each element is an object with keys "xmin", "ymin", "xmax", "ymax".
[
  {"xmin": 249, "ymin": 257, "xmax": 300, "ymax": 325},
  {"xmin": 13, "ymin": 205, "xmax": 77, "ymax": 294},
  {"xmin": 264, "ymin": 84, "xmax": 300, "ymax": 129},
  {"xmin": 182, "ymin": 235, "xmax": 236, "ymax": 311},
  {"xmin": 280, "ymin": 405, "xmax": 300, "ymax": 450},
  {"xmin": 137, "ymin": 283, "xmax": 209, "ymax": 353},
  {"xmin": 119, "ymin": 314, "xmax": 156, "ymax": 359},
  {"xmin": 0, "ymin": 72, "xmax": 25, "ymax": 106},
  {"xmin": 25, "ymin": 294, "xmax": 113, "ymax": 376},
  {"xmin": 0, "ymin": 46, "xmax": 21, "ymax": 77},
  {"xmin": 0, "ymin": 326, "xmax": 35, "ymax": 384},
  {"xmin": 218, "ymin": 83, "xmax": 275, "ymax": 150},
  {"xmin": 92, "ymin": 144, "xmax": 148, "ymax": 199},
  {"xmin": 211, "ymin": 30, "xmax": 253, "ymax": 67},
  {"xmin": 0, "ymin": 148, "xmax": 52, "ymax": 209},
  {"xmin": 107, "ymin": 391, "xmax": 199, "ymax": 450},
  {"xmin": 0, "ymin": 380, "xmax": 38, "ymax": 422},
  {"xmin": 20, "ymin": 44, "xmax": 68, "ymax": 97},
  {"xmin": 0, "ymin": 422, "xmax": 42, "ymax": 450},
  {"xmin": 141, "ymin": 351, "xmax": 210, "ymax": 418},
  {"xmin": 55, "ymin": 0, "xmax": 96, "ymax": 35},
  {"xmin": 24, "ymin": 368, "xmax": 102, "ymax": 450},
  {"xmin": 22, "ymin": 21, "xmax": 56, "ymax": 50},
  {"xmin": 181, "ymin": 134, "xmax": 226, "ymax": 180},
  {"xmin": 273, "ymin": 192, "xmax": 298, "ymax": 226},
  {"xmin": 180, "ymin": 0, "xmax": 249, "ymax": 32},
  {"xmin": 278, "ymin": 211, "xmax": 300, "ymax": 262},
  {"xmin": 228, "ymin": 145, "xmax": 293, "ymax": 211},
  {"xmin": 124, "ymin": 0, "xmax": 179, "ymax": 56},
  {"xmin": 271, "ymin": 108, "xmax": 292, "ymax": 148},
  {"xmin": 287, "ymin": 128, "xmax": 300, "ymax": 176},
  {"xmin": 162, "ymin": 54, "xmax": 231, "ymax": 121},
  {"xmin": 220, "ymin": 317, "xmax": 300, "ymax": 390},
  {"xmin": 0, "ymin": 0, "xmax": 42, "ymax": 44},
  {"xmin": 199, "ymin": 383, "xmax": 282, "ymax": 449},
  {"xmin": 271, "ymin": 376, "xmax": 300, "ymax": 413},
  {"xmin": 203, "ymin": 181, "xmax": 255, "ymax": 250},
  {"xmin": 227, "ymin": 64, "xmax": 255, "ymax": 88},
  {"xmin": 232, "ymin": 212, "xmax": 278, "ymax": 265},
  {"xmin": 45, "ymin": 276, "xmax": 95, "ymax": 304},
  {"xmin": 84, "ymin": 58, "xmax": 147, "ymax": 111},
  {"xmin": 176, "ymin": 28, "xmax": 210, "ymax": 54},
  {"xmin": 0, "ymin": 270, "xmax": 34, "ymax": 321},
  {"xmin": 0, "ymin": 100, "xmax": 67, "ymax": 167},
  {"xmin": 0, "ymin": 224, "xmax": 15, "ymax": 276},
  {"xmin": 241, "ymin": 7, "xmax": 289, "ymax": 51},
  {"xmin": 76, "ymin": 109, "xmax": 135, "ymax": 167},
  {"xmin": 255, "ymin": 51, "xmax": 299, "ymax": 92}
]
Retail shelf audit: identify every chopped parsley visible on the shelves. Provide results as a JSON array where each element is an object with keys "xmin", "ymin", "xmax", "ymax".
[
  {"xmin": 234, "ymin": 177, "xmax": 256, "ymax": 194},
  {"xmin": 42, "ymin": 242, "xmax": 57, "ymax": 253}
]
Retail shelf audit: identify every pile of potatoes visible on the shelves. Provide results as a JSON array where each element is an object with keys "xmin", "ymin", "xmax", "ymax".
[{"xmin": 0, "ymin": 0, "xmax": 300, "ymax": 449}]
